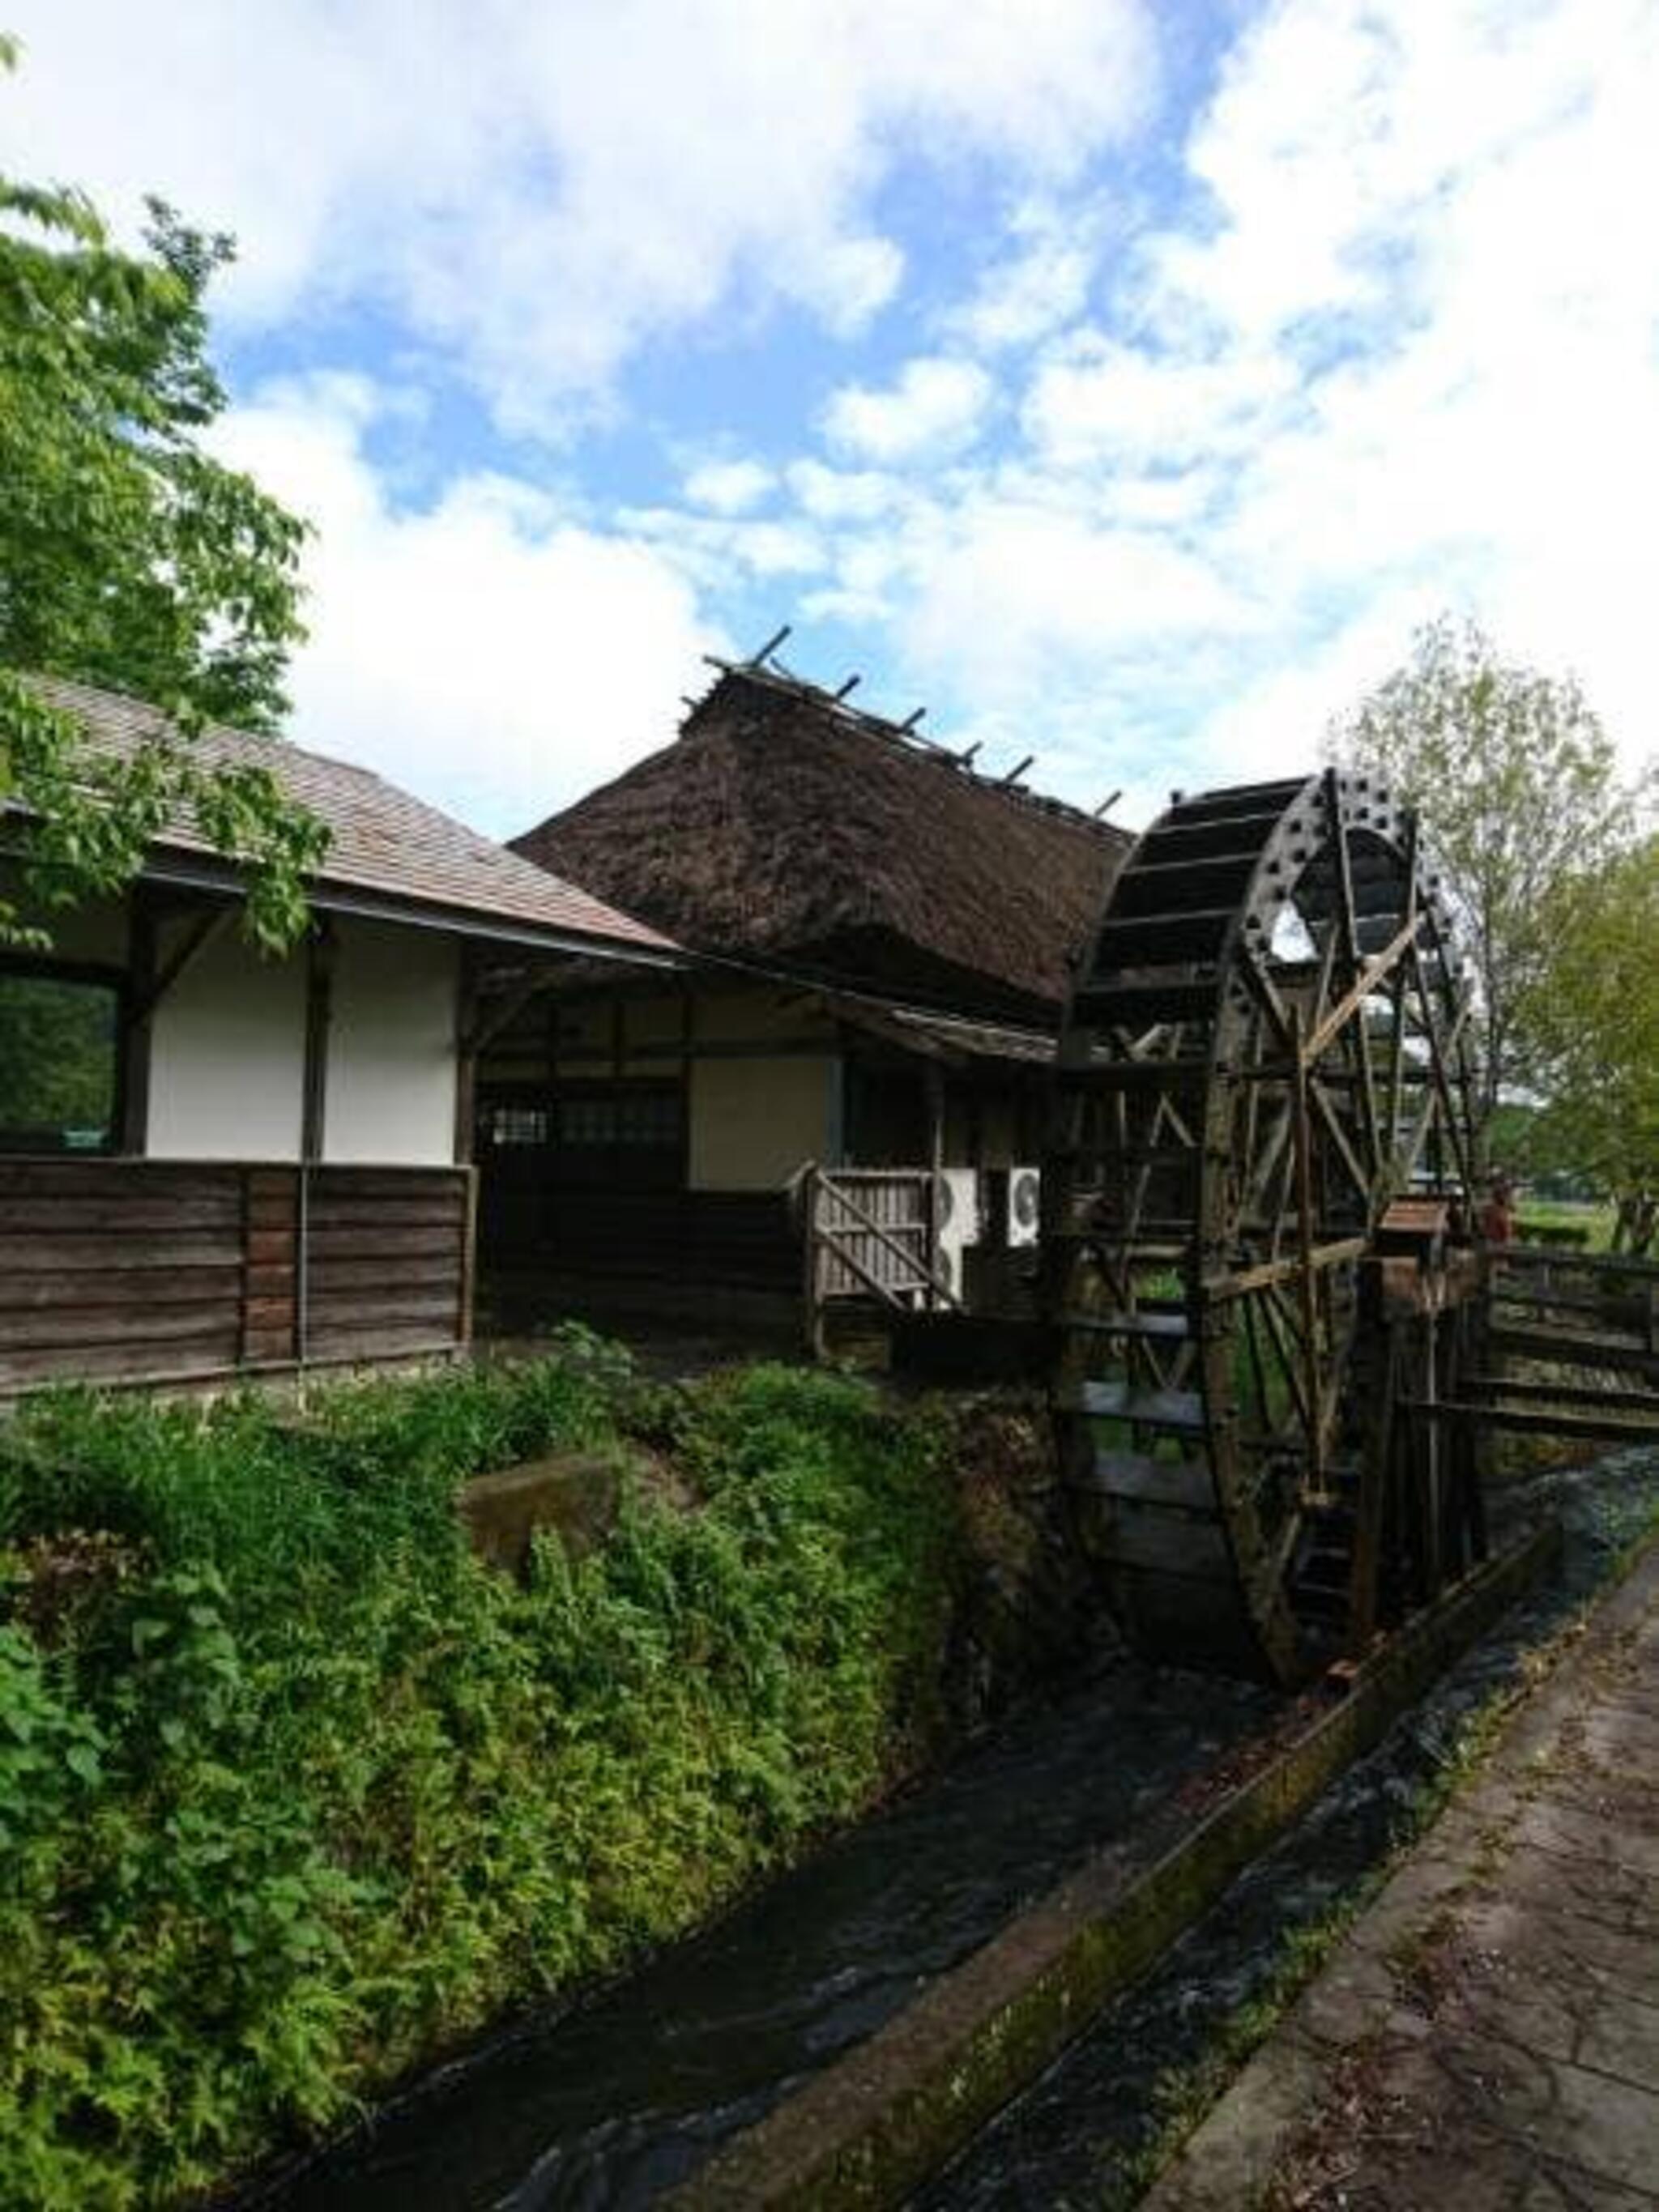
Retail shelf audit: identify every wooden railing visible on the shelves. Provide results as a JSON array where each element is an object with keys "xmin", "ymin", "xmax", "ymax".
[
  {"xmin": 1482, "ymin": 1240, "xmax": 1659, "ymax": 1377},
  {"xmin": 799, "ymin": 1164, "xmax": 958, "ymax": 1357},
  {"xmin": 1457, "ymin": 1240, "xmax": 1659, "ymax": 1441},
  {"xmin": 0, "ymin": 1158, "xmax": 475, "ymax": 1395}
]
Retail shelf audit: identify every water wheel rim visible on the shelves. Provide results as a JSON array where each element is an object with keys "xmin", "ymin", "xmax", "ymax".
[{"xmin": 1047, "ymin": 770, "xmax": 1480, "ymax": 1685}]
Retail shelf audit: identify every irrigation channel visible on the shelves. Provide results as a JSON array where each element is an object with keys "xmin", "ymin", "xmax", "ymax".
[{"xmin": 250, "ymin": 1447, "xmax": 1659, "ymax": 2212}]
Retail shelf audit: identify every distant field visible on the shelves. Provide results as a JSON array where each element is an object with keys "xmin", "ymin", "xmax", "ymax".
[{"xmin": 1513, "ymin": 1198, "xmax": 1616, "ymax": 1251}]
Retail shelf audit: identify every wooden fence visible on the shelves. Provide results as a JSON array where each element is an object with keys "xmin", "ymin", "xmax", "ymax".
[
  {"xmin": 1486, "ymin": 1241, "xmax": 1659, "ymax": 1372},
  {"xmin": 0, "ymin": 1158, "xmax": 475, "ymax": 1394},
  {"xmin": 800, "ymin": 1165, "xmax": 958, "ymax": 1357},
  {"xmin": 1456, "ymin": 1239, "xmax": 1659, "ymax": 1443}
]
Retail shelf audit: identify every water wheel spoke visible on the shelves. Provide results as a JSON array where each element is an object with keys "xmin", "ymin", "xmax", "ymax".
[
  {"xmin": 1047, "ymin": 771, "xmax": 1482, "ymax": 1685},
  {"xmin": 1306, "ymin": 1072, "xmax": 1374, "ymax": 1210}
]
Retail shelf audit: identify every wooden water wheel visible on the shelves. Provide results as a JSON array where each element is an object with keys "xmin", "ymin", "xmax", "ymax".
[{"xmin": 1043, "ymin": 769, "xmax": 1487, "ymax": 1685}]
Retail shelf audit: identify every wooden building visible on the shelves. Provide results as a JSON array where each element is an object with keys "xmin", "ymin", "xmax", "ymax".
[
  {"xmin": 485, "ymin": 659, "xmax": 1131, "ymax": 1315},
  {"xmin": 0, "ymin": 678, "xmax": 673, "ymax": 1395}
]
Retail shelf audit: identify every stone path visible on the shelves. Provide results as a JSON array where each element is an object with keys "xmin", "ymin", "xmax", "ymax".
[{"xmin": 1141, "ymin": 1533, "xmax": 1659, "ymax": 2211}]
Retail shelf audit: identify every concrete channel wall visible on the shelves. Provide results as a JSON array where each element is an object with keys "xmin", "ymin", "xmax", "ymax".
[{"xmin": 666, "ymin": 1520, "xmax": 1563, "ymax": 2211}]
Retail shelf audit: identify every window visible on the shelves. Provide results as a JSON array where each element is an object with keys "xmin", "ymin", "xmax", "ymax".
[
  {"xmin": 0, "ymin": 967, "xmax": 122, "ymax": 1153},
  {"xmin": 483, "ymin": 1103, "xmax": 548, "ymax": 1149},
  {"xmin": 557, "ymin": 1089, "xmax": 682, "ymax": 1149},
  {"xmin": 549, "ymin": 1082, "xmax": 684, "ymax": 1189}
]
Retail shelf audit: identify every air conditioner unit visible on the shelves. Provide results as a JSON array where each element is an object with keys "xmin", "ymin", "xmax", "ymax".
[
  {"xmin": 1005, "ymin": 1165, "xmax": 1042, "ymax": 1248},
  {"xmin": 933, "ymin": 1168, "xmax": 981, "ymax": 1298}
]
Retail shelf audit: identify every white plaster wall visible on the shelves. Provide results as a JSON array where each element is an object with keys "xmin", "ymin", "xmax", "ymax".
[
  {"xmin": 689, "ymin": 1055, "xmax": 837, "ymax": 1191},
  {"xmin": 147, "ymin": 923, "xmax": 306, "ymax": 1159},
  {"xmin": 325, "ymin": 920, "xmax": 458, "ymax": 1166}
]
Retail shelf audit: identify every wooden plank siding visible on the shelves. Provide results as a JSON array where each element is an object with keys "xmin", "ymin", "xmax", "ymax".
[
  {"xmin": 0, "ymin": 1159, "xmax": 474, "ymax": 1395},
  {"xmin": 305, "ymin": 1167, "xmax": 472, "ymax": 1362}
]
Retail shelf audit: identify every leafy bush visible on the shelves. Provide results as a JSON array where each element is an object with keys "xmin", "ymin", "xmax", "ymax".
[{"xmin": 0, "ymin": 1344, "xmax": 957, "ymax": 2206}]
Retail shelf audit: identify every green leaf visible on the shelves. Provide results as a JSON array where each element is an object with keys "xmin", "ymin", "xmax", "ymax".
[
  {"xmin": 64, "ymin": 1741, "xmax": 101, "ymax": 1785},
  {"xmin": 0, "ymin": 88, "xmax": 319, "ymax": 953}
]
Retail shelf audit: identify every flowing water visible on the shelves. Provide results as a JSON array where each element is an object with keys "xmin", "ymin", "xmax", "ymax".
[
  {"xmin": 251, "ymin": 1658, "xmax": 1277, "ymax": 2210},
  {"xmin": 914, "ymin": 1447, "xmax": 1659, "ymax": 2209},
  {"xmin": 248, "ymin": 1450, "xmax": 1658, "ymax": 2212}
]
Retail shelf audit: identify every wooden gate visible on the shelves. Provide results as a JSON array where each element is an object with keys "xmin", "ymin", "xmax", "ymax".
[{"xmin": 800, "ymin": 1165, "xmax": 959, "ymax": 1357}]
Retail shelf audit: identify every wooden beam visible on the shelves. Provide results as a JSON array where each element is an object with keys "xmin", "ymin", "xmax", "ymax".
[
  {"xmin": 1486, "ymin": 1325, "xmax": 1659, "ymax": 1380},
  {"xmin": 925, "ymin": 1064, "xmax": 944, "ymax": 1310},
  {"xmin": 1288, "ymin": 1005, "xmax": 1326, "ymax": 1479},
  {"xmin": 454, "ymin": 940, "xmax": 481, "ymax": 1166},
  {"xmin": 1203, "ymin": 1237, "xmax": 1370, "ymax": 1299},
  {"xmin": 1306, "ymin": 1072, "xmax": 1375, "ymax": 1210},
  {"xmin": 1492, "ymin": 1242, "xmax": 1659, "ymax": 1282},
  {"xmin": 120, "ymin": 891, "xmax": 157, "ymax": 1154},
  {"xmin": 1401, "ymin": 1398, "xmax": 1659, "ymax": 1443},
  {"xmin": 467, "ymin": 966, "xmax": 561, "ymax": 1057},
  {"xmin": 457, "ymin": 1168, "xmax": 479, "ymax": 1348},
  {"xmin": 301, "ymin": 921, "xmax": 335, "ymax": 1165},
  {"xmin": 130, "ymin": 902, "xmax": 234, "ymax": 1023},
  {"xmin": 1302, "ymin": 911, "xmax": 1421, "ymax": 1066},
  {"xmin": 1467, "ymin": 1374, "xmax": 1659, "ymax": 1416}
]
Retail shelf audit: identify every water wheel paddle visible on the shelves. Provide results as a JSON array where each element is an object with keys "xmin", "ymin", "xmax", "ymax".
[{"xmin": 1043, "ymin": 769, "xmax": 1486, "ymax": 1685}]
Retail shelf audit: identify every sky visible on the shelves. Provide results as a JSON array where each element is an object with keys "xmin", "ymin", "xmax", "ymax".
[{"xmin": 6, "ymin": 0, "xmax": 1657, "ymax": 839}]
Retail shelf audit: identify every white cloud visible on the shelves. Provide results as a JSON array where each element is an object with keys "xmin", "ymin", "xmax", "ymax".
[
  {"xmin": 11, "ymin": 0, "xmax": 1657, "ymax": 844},
  {"xmin": 787, "ymin": 459, "xmax": 906, "ymax": 524},
  {"xmin": 795, "ymin": 0, "xmax": 1659, "ymax": 815},
  {"xmin": 681, "ymin": 458, "xmax": 777, "ymax": 517},
  {"xmin": 213, "ymin": 379, "xmax": 719, "ymax": 837},
  {"xmin": 620, "ymin": 505, "xmax": 827, "ymax": 590},
  {"xmin": 4, "ymin": 0, "xmax": 1156, "ymax": 424},
  {"xmin": 1166, "ymin": 0, "xmax": 1659, "ymax": 782},
  {"xmin": 944, "ymin": 196, "xmax": 1104, "ymax": 353},
  {"xmin": 822, "ymin": 356, "xmax": 995, "ymax": 462},
  {"xmin": 1022, "ymin": 335, "xmax": 1294, "ymax": 467}
]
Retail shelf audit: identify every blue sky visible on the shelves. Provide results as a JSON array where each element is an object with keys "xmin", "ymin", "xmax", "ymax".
[{"xmin": 6, "ymin": 0, "xmax": 1657, "ymax": 838}]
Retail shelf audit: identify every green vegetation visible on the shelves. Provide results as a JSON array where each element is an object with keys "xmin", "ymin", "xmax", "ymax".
[
  {"xmin": 1512, "ymin": 1199, "xmax": 1616, "ymax": 1251},
  {"xmin": 1, "ymin": 40, "xmax": 323, "ymax": 952},
  {"xmin": 0, "ymin": 971, "xmax": 118, "ymax": 1143},
  {"xmin": 0, "ymin": 1340, "xmax": 961, "ymax": 2207},
  {"xmin": 1517, "ymin": 833, "xmax": 1657, "ymax": 1253},
  {"xmin": 1328, "ymin": 614, "xmax": 1648, "ymax": 1127}
]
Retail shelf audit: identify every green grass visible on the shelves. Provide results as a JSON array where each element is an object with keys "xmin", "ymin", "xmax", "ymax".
[
  {"xmin": 1513, "ymin": 1198, "xmax": 1617, "ymax": 1251},
  {"xmin": 0, "ymin": 1340, "xmax": 962, "ymax": 2208}
]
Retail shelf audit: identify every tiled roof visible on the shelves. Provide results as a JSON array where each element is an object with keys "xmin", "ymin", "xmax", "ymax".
[{"xmin": 21, "ymin": 676, "xmax": 676, "ymax": 958}]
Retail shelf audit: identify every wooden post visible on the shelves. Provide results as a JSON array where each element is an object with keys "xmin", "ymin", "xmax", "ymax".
[
  {"xmin": 301, "ymin": 919, "xmax": 335, "ymax": 1166},
  {"xmin": 925, "ymin": 1065, "xmax": 945, "ymax": 1309},
  {"xmin": 457, "ymin": 1166, "xmax": 480, "ymax": 1349},
  {"xmin": 1347, "ymin": 1313, "xmax": 1397, "ymax": 1654},
  {"xmin": 454, "ymin": 941, "xmax": 480, "ymax": 1166},
  {"xmin": 801, "ymin": 1164, "xmax": 825, "ymax": 1360},
  {"xmin": 296, "ymin": 921, "xmax": 335, "ymax": 1372},
  {"xmin": 120, "ymin": 889, "xmax": 157, "ymax": 1155}
]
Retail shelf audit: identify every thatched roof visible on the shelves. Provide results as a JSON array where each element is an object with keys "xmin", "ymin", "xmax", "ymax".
[{"xmin": 513, "ymin": 663, "xmax": 1129, "ymax": 1022}]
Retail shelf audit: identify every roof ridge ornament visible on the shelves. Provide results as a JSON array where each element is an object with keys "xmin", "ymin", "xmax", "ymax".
[{"xmin": 691, "ymin": 637, "xmax": 1123, "ymax": 838}]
